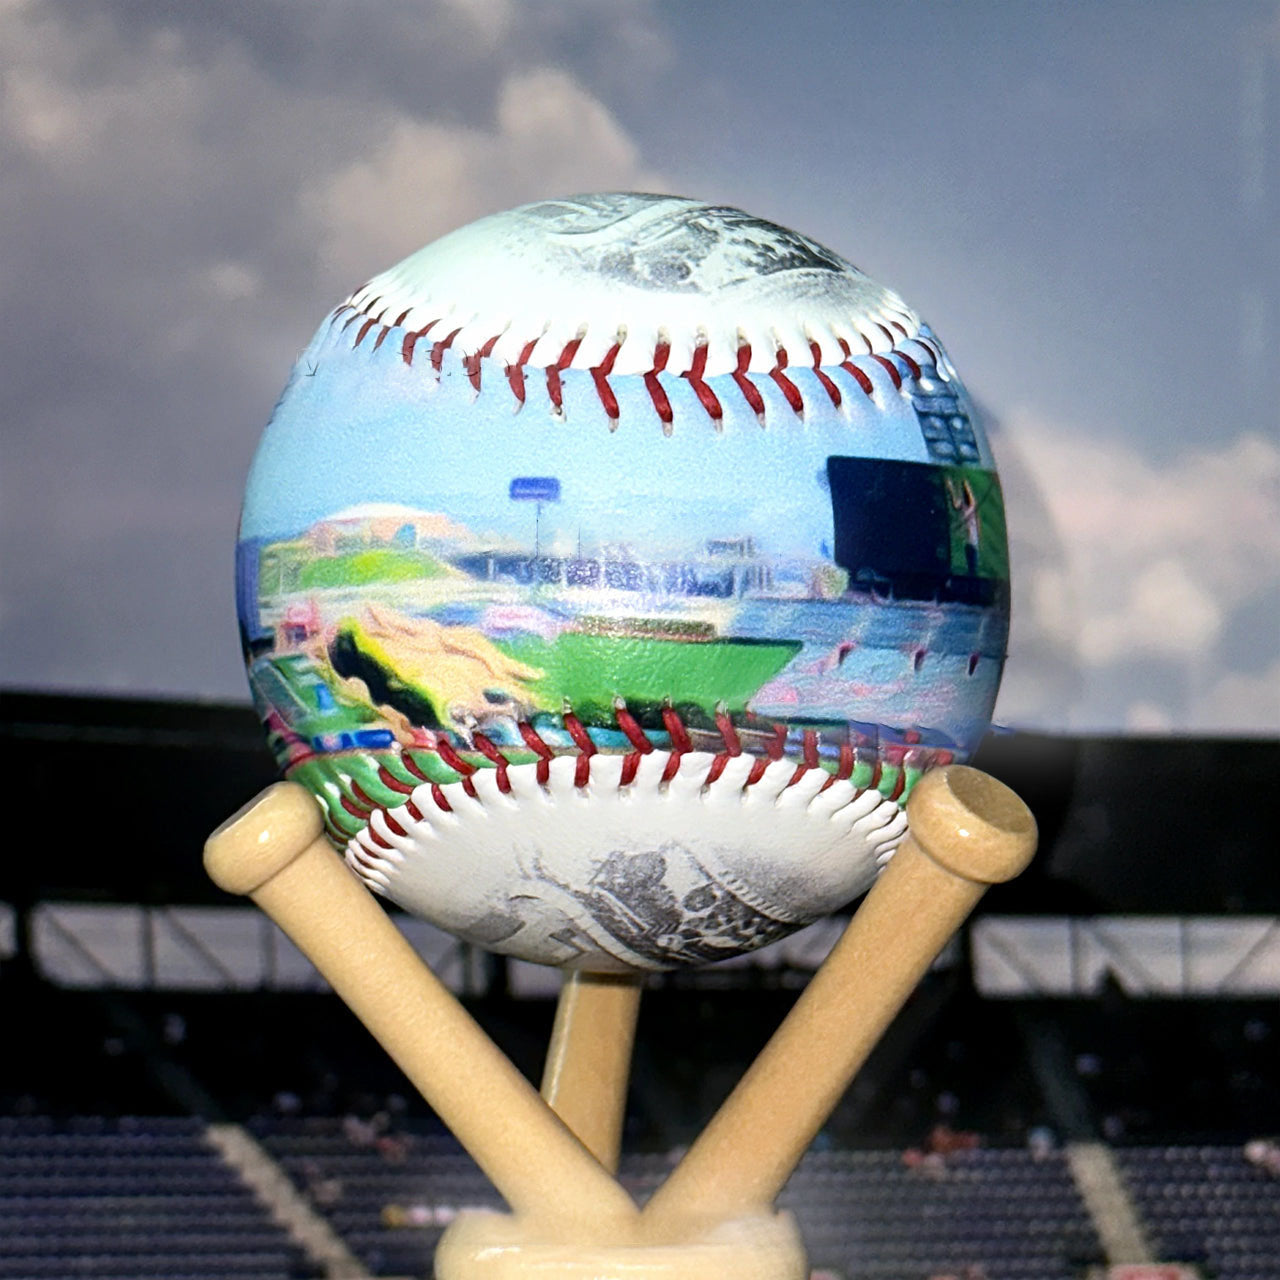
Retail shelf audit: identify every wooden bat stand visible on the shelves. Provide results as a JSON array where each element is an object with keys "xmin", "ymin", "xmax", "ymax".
[{"xmin": 205, "ymin": 765, "xmax": 1037, "ymax": 1279}]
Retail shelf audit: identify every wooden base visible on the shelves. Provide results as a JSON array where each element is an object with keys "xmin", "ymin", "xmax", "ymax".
[
  {"xmin": 204, "ymin": 765, "xmax": 1036, "ymax": 1274},
  {"xmin": 435, "ymin": 1209, "xmax": 806, "ymax": 1280}
]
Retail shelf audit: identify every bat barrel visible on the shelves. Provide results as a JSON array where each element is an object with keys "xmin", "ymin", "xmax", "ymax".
[
  {"xmin": 205, "ymin": 782, "xmax": 639, "ymax": 1237},
  {"xmin": 641, "ymin": 765, "xmax": 1036, "ymax": 1234}
]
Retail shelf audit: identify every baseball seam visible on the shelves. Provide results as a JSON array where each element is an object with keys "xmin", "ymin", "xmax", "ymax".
[
  {"xmin": 311, "ymin": 701, "xmax": 948, "ymax": 849},
  {"xmin": 343, "ymin": 749, "xmax": 911, "ymax": 912},
  {"xmin": 330, "ymin": 299, "xmax": 943, "ymax": 433}
]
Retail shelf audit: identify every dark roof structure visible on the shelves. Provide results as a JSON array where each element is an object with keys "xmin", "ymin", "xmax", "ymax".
[{"xmin": 3, "ymin": 689, "xmax": 1275, "ymax": 913}]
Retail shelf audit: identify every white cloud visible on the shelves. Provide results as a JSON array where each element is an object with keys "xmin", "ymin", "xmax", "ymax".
[
  {"xmin": 203, "ymin": 261, "xmax": 261, "ymax": 302},
  {"xmin": 1015, "ymin": 419, "xmax": 1278, "ymax": 658},
  {"xmin": 1004, "ymin": 413, "xmax": 1280, "ymax": 731},
  {"xmin": 1189, "ymin": 657, "xmax": 1280, "ymax": 736},
  {"xmin": 1083, "ymin": 556, "xmax": 1223, "ymax": 665},
  {"xmin": 309, "ymin": 68, "xmax": 664, "ymax": 284},
  {"xmin": 437, "ymin": 0, "xmax": 518, "ymax": 48},
  {"xmin": 1125, "ymin": 700, "xmax": 1174, "ymax": 734}
]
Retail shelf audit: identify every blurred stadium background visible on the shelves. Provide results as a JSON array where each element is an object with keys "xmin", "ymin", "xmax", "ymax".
[{"xmin": 2, "ymin": 691, "xmax": 1276, "ymax": 1280}]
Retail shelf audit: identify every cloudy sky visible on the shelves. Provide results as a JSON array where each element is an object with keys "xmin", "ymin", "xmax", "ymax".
[{"xmin": 2, "ymin": 0, "xmax": 1276, "ymax": 735}]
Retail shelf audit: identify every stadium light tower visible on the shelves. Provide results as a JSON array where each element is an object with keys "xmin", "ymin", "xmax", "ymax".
[{"xmin": 509, "ymin": 476, "xmax": 561, "ymax": 563}]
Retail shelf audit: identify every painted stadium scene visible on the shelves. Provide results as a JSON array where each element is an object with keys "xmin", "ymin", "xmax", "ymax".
[{"xmin": 237, "ymin": 447, "xmax": 1008, "ymax": 836}]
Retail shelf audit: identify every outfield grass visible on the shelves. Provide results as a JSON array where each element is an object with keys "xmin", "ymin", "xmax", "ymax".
[
  {"xmin": 497, "ymin": 631, "xmax": 802, "ymax": 722},
  {"xmin": 299, "ymin": 548, "xmax": 452, "ymax": 589}
]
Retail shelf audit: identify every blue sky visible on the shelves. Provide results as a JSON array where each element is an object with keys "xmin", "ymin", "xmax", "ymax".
[{"xmin": 1, "ymin": 0, "xmax": 1276, "ymax": 733}]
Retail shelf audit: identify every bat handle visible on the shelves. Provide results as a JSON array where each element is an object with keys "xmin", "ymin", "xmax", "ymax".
[
  {"xmin": 641, "ymin": 765, "xmax": 1037, "ymax": 1234},
  {"xmin": 205, "ymin": 782, "xmax": 639, "ymax": 1238},
  {"xmin": 542, "ymin": 969, "xmax": 643, "ymax": 1173}
]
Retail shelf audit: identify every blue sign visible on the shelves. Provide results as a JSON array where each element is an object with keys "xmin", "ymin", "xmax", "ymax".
[{"xmin": 509, "ymin": 476, "xmax": 561, "ymax": 503}]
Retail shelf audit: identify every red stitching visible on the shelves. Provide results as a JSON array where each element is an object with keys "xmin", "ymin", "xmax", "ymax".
[
  {"xmin": 336, "ymin": 299, "xmax": 938, "ymax": 427},
  {"xmin": 546, "ymin": 337, "xmax": 581, "ymax": 414},
  {"xmin": 345, "ymin": 701, "xmax": 933, "ymax": 856},
  {"xmin": 401, "ymin": 320, "xmax": 439, "ymax": 366},
  {"xmin": 518, "ymin": 720, "xmax": 554, "ymax": 786},
  {"xmin": 354, "ymin": 312, "xmax": 384, "ymax": 347},
  {"xmin": 342, "ymin": 298, "xmax": 378, "ymax": 333},
  {"xmin": 431, "ymin": 327, "xmax": 462, "ymax": 373},
  {"xmin": 620, "ymin": 752, "xmax": 641, "ymax": 786},
  {"xmin": 591, "ymin": 342, "xmax": 621, "ymax": 424},
  {"xmin": 732, "ymin": 344, "xmax": 766, "ymax": 419},
  {"xmin": 340, "ymin": 792, "xmax": 371, "ymax": 821},
  {"xmin": 507, "ymin": 338, "xmax": 538, "ymax": 407},
  {"xmin": 811, "ymin": 342, "xmax": 842, "ymax": 408},
  {"xmin": 896, "ymin": 349, "xmax": 922, "ymax": 381},
  {"xmin": 646, "ymin": 342, "xmax": 675, "ymax": 429},
  {"xmin": 681, "ymin": 342, "xmax": 723, "ymax": 428},
  {"xmin": 661, "ymin": 704, "xmax": 693, "ymax": 753},
  {"xmin": 870, "ymin": 353, "xmax": 902, "ymax": 390},
  {"xmin": 349, "ymin": 842, "xmax": 383, "ymax": 869},
  {"xmin": 714, "ymin": 708, "xmax": 742, "ymax": 756},
  {"xmin": 562, "ymin": 710, "xmax": 596, "ymax": 756},
  {"xmin": 471, "ymin": 731, "xmax": 511, "ymax": 793},
  {"xmin": 614, "ymin": 700, "xmax": 654, "ymax": 753},
  {"xmin": 434, "ymin": 738, "xmax": 476, "ymax": 777},
  {"xmin": 838, "ymin": 337, "xmax": 875, "ymax": 396},
  {"xmin": 518, "ymin": 721, "xmax": 555, "ymax": 758},
  {"xmin": 788, "ymin": 728, "xmax": 822, "ymax": 787},
  {"xmin": 350, "ymin": 780, "xmax": 378, "ymax": 810},
  {"xmin": 911, "ymin": 336, "xmax": 941, "ymax": 368},
  {"xmin": 401, "ymin": 752, "xmax": 431, "ymax": 784},
  {"xmin": 769, "ymin": 347, "xmax": 804, "ymax": 415},
  {"xmin": 464, "ymin": 335, "xmax": 501, "ymax": 393}
]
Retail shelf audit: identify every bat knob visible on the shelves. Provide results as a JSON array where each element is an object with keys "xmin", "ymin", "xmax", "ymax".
[
  {"xmin": 905, "ymin": 764, "xmax": 1037, "ymax": 886},
  {"xmin": 204, "ymin": 781, "xmax": 325, "ymax": 897}
]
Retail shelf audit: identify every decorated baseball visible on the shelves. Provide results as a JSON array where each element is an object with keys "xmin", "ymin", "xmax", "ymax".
[{"xmin": 237, "ymin": 194, "xmax": 1010, "ymax": 972}]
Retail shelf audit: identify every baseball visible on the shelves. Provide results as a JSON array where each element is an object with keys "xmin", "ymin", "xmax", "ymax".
[{"xmin": 237, "ymin": 194, "xmax": 1010, "ymax": 971}]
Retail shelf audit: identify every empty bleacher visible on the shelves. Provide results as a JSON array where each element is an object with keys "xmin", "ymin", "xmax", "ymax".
[
  {"xmin": 9, "ymin": 1114, "xmax": 1280, "ymax": 1278},
  {"xmin": 256, "ymin": 1117, "xmax": 1103, "ymax": 1279},
  {"xmin": 779, "ymin": 1147, "xmax": 1102, "ymax": 1279},
  {"xmin": 0, "ymin": 1116, "xmax": 318, "ymax": 1280},
  {"xmin": 1115, "ymin": 1145, "xmax": 1280, "ymax": 1280}
]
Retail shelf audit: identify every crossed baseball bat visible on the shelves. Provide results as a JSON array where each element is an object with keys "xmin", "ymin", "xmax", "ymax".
[{"xmin": 206, "ymin": 764, "xmax": 1035, "ymax": 1264}]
